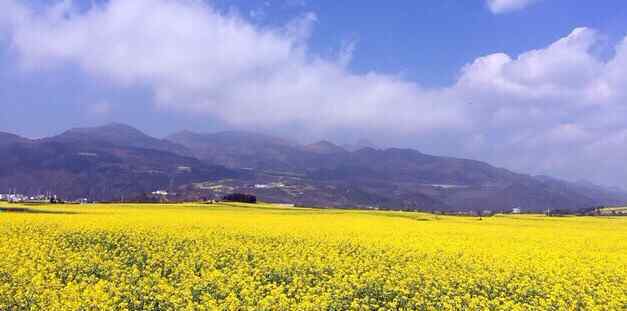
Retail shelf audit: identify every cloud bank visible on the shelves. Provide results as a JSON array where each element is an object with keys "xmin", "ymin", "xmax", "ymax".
[
  {"xmin": 1, "ymin": 0, "xmax": 627, "ymax": 187},
  {"xmin": 0, "ymin": 0, "xmax": 465, "ymax": 134},
  {"xmin": 486, "ymin": 0, "xmax": 539, "ymax": 14}
]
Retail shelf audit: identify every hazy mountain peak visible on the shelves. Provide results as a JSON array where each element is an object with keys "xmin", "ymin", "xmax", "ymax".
[
  {"xmin": 356, "ymin": 138, "xmax": 377, "ymax": 148},
  {"xmin": 0, "ymin": 132, "xmax": 29, "ymax": 145},
  {"xmin": 64, "ymin": 122, "xmax": 144, "ymax": 136},
  {"xmin": 168, "ymin": 130, "xmax": 297, "ymax": 147},
  {"xmin": 1, "ymin": 123, "xmax": 625, "ymax": 210},
  {"xmin": 0, "ymin": 131, "xmax": 25, "ymax": 139},
  {"xmin": 101, "ymin": 122, "xmax": 144, "ymax": 132},
  {"xmin": 304, "ymin": 140, "xmax": 346, "ymax": 154},
  {"xmin": 54, "ymin": 123, "xmax": 192, "ymax": 157},
  {"xmin": 343, "ymin": 138, "xmax": 379, "ymax": 152}
]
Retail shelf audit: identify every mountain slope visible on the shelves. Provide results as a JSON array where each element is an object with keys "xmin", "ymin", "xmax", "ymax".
[
  {"xmin": 52, "ymin": 123, "xmax": 193, "ymax": 157},
  {"xmin": 534, "ymin": 176, "xmax": 627, "ymax": 206},
  {"xmin": 0, "ymin": 125, "xmax": 239, "ymax": 201},
  {"xmin": 166, "ymin": 130, "xmax": 302, "ymax": 171},
  {"xmin": 304, "ymin": 141, "xmax": 347, "ymax": 154},
  {"xmin": 1, "ymin": 125, "xmax": 625, "ymax": 210},
  {"xmin": 342, "ymin": 139, "xmax": 378, "ymax": 152},
  {"xmin": 170, "ymin": 130, "xmax": 627, "ymax": 211},
  {"xmin": 0, "ymin": 132, "xmax": 29, "ymax": 146}
]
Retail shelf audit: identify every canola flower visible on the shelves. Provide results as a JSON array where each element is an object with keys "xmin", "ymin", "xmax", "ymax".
[{"xmin": 0, "ymin": 202, "xmax": 625, "ymax": 310}]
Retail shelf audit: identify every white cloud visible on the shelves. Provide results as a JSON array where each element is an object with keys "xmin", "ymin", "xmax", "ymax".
[
  {"xmin": 0, "ymin": 0, "xmax": 466, "ymax": 134},
  {"xmin": 2, "ymin": 0, "xmax": 627, "ymax": 186},
  {"xmin": 456, "ymin": 28, "xmax": 604, "ymax": 106},
  {"xmin": 486, "ymin": 0, "xmax": 539, "ymax": 14},
  {"xmin": 451, "ymin": 26, "xmax": 627, "ymax": 185}
]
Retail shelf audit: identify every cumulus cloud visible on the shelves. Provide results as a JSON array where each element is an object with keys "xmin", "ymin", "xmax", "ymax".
[
  {"xmin": 456, "ymin": 28, "xmax": 605, "ymax": 107},
  {"xmin": 2, "ymin": 0, "xmax": 627, "ymax": 186},
  {"xmin": 486, "ymin": 0, "xmax": 539, "ymax": 14},
  {"xmin": 452, "ymin": 27, "xmax": 627, "ymax": 185},
  {"xmin": 0, "ymin": 0, "xmax": 465, "ymax": 134}
]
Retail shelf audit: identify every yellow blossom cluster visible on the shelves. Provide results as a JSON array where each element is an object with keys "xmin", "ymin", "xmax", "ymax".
[{"xmin": 0, "ymin": 202, "xmax": 625, "ymax": 310}]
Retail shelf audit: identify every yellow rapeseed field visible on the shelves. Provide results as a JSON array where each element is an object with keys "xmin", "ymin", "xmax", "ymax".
[{"xmin": 0, "ymin": 202, "xmax": 625, "ymax": 310}]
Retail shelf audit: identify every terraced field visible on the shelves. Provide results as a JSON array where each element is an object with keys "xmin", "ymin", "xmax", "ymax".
[{"xmin": 0, "ymin": 202, "xmax": 625, "ymax": 310}]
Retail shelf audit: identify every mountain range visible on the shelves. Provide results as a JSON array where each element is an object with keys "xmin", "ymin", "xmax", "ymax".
[{"xmin": 1, "ymin": 123, "xmax": 625, "ymax": 211}]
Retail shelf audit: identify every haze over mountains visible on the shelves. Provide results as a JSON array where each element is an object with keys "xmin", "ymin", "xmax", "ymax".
[{"xmin": 1, "ymin": 123, "xmax": 626, "ymax": 211}]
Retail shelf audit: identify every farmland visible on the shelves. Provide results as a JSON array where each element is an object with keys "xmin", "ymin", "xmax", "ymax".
[{"xmin": 0, "ymin": 202, "xmax": 625, "ymax": 310}]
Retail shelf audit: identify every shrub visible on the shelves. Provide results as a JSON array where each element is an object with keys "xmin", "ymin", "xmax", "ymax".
[{"xmin": 222, "ymin": 193, "xmax": 257, "ymax": 204}]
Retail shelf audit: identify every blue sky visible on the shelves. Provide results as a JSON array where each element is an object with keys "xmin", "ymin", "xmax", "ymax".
[
  {"xmin": 216, "ymin": 0, "xmax": 627, "ymax": 85},
  {"xmin": 1, "ymin": 0, "xmax": 627, "ymax": 187}
]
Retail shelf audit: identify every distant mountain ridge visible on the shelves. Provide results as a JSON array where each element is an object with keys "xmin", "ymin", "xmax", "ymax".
[
  {"xmin": 1, "ymin": 123, "xmax": 626, "ymax": 210},
  {"xmin": 169, "ymin": 129, "xmax": 627, "ymax": 211},
  {"xmin": 304, "ymin": 141, "xmax": 347, "ymax": 154},
  {"xmin": 166, "ymin": 130, "xmax": 303, "ymax": 171},
  {"xmin": 342, "ymin": 139, "xmax": 378, "ymax": 152},
  {"xmin": 0, "ymin": 132, "xmax": 29, "ymax": 146},
  {"xmin": 0, "ymin": 124, "xmax": 240, "ymax": 201},
  {"xmin": 52, "ymin": 123, "xmax": 193, "ymax": 157}
]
